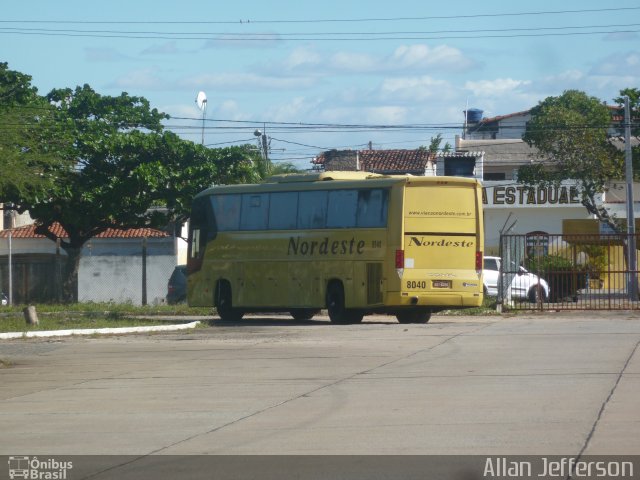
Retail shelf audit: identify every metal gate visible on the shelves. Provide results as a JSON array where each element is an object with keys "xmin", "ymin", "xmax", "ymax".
[{"xmin": 498, "ymin": 233, "xmax": 640, "ymax": 310}]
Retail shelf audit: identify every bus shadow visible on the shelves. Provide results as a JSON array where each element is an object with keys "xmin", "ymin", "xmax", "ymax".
[{"xmin": 208, "ymin": 317, "xmax": 397, "ymax": 327}]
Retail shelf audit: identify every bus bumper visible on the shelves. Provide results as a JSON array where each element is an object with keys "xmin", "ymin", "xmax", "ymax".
[{"xmin": 385, "ymin": 292, "xmax": 483, "ymax": 308}]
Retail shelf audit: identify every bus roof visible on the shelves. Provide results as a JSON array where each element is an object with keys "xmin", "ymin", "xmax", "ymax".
[{"xmin": 195, "ymin": 172, "xmax": 481, "ymax": 198}]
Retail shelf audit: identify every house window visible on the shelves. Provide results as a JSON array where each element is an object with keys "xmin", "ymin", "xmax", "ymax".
[
  {"xmin": 484, "ymin": 173, "xmax": 506, "ymax": 181},
  {"xmin": 444, "ymin": 157, "xmax": 476, "ymax": 177}
]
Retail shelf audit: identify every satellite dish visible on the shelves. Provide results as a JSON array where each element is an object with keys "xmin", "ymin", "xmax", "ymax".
[{"xmin": 196, "ymin": 91, "xmax": 207, "ymax": 111}]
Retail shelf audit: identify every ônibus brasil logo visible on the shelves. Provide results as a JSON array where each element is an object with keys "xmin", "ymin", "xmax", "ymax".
[{"xmin": 8, "ymin": 456, "xmax": 73, "ymax": 480}]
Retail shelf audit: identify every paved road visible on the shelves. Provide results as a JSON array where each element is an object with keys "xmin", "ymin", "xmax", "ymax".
[{"xmin": 0, "ymin": 311, "xmax": 638, "ymax": 458}]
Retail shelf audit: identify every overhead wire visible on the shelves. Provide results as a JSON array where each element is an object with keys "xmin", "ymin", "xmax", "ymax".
[
  {"xmin": 1, "ymin": 22, "xmax": 638, "ymax": 38},
  {"xmin": 1, "ymin": 6, "xmax": 638, "ymax": 24},
  {"xmin": 1, "ymin": 28, "xmax": 638, "ymax": 41}
]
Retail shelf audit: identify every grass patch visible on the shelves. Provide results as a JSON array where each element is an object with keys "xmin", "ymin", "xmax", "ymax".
[
  {"xmin": 0, "ymin": 313, "xmax": 187, "ymax": 333},
  {"xmin": 0, "ymin": 302, "xmax": 212, "ymax": 317}
]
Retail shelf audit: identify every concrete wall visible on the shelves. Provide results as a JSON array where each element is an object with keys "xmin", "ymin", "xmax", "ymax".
[
  {"xmin": 79, "ymin": 254, "xmax": 176, "ymax": 305},
  {"xmin": 0, "ymin": 236, "xmax": 179, "ymax": 304},
  {"xmin": 484, "ymin": 207, "xmax": 591, "ymax": 255}
]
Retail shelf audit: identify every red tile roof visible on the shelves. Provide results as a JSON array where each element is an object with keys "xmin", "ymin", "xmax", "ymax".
[
  {"xmin": 313, "ymin": 149, "xmax": 435, "ymax": 173},
  {"xmin": 0, "ymin": 222, "xmax": 170, "ymax": 239}
]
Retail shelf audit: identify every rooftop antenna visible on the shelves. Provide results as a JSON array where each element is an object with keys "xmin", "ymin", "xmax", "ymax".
[{"xmin": 195, "ymin": 91, "xmax": 207, "ymax": 145}]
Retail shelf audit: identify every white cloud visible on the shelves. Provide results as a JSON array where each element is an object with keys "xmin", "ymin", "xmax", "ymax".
[
  {"xmin": 180, "ymin": 72, "xmax": 317, "ymax": 90},
  {"xmin": 273, "ymin": 43, "xmax": 478, "ymax": 75},
  {"xmin": 264, "ymin": 97, "xmax": 323, "ymax": 123},
  {"xmin": 320, "ymin": 105, "xmax": 408, "ymax": 124},
  {"xmin": 465, "ymin": 78, "xmax": 531, "ymax": 98},
  {"xmin": 282, "ymin": 47, "xmax": 323, "ymax": 70},
  {"xmin": 328, "ymin": 51, "xmax": 378, "ymax": 72},
  {"xmin": 390, "ymin": 44, "xmax": 477, "ymax": 72},
  {"xmin": 591, "ymin": 51, "xmax": 640, "ymax": 76},
  {"xmin": 109, "ymin": 68, "xmax": 165, "ymax": 90},
  {"xmin": 162, "ymin": 104, "xmax": 200, "ymax": 119},
  {"xmin": 84, "ymin": 48, "xmax": 130, "ymax": 63},
  {"xmin": 379, "ymin": 76, "xmax": 455, "ymax": 102}
]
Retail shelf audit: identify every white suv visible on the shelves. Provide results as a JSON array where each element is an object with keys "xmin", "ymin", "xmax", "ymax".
[{"xmin": 483, "ymin": 256, "xmax": 549, "ymax": 303}]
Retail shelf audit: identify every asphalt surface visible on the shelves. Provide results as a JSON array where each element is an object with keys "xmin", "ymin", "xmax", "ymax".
[{"xmin": 0, "ymin": 311, "xmax": 638, "ymax": 459}]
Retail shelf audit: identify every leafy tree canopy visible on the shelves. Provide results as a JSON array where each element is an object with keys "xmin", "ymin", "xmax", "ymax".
[
  {"xmin": 420, "ymin": 133, "xmax": 452, "ymax": 153},
  {"xmin": 0, "ymin": 62, "xmax": 65, "ymax": 195},
  {"xmin": 517, "ymin": 89, "xmax": 624, "ymax": 231},
  {"xmin": 1, "ymin": 67, "xmax": 262, "ymax": 301}
]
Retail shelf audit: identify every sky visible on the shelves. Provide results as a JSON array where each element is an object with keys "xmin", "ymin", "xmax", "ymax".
[{"xmin": 2, "ymin": 0, "xmax": 640, "ymax": 169}]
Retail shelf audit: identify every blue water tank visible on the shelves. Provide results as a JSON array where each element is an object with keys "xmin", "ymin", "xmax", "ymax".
[{"xmin": 465, "ymin": 108, "xmax": 483, "ymax": 123}]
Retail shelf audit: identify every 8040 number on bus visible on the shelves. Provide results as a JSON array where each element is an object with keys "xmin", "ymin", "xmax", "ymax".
[{"xmin": 406, "ymin": 280, "xmax": 427, "ymax": 289}]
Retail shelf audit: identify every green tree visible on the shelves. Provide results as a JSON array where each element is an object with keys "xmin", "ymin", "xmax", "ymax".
[
  {"xmin": 517, "ymin": 90, "xmax": 624, "ymax": 232},
  {"xmin": 0, "ymin": 63, "xmax": 66, "ymax": 196},
  {"xmin": 1, "ymin": 81, "xmax": 260, "ymax": 302},
  {"xmin": 420, "ymin": 134, "xmax": 452, "ymax": 153}
]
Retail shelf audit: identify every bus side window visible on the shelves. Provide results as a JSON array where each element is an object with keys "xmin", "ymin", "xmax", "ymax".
[
  {"xmin": 269, "ymin": 192, "xmax": 298, "ymax": 230},
  {"xmin": 327, "ymin": 190, "xmax": 357, "ymax": 228},
  {"xmin": 211, "ymin": 194, "xmax": 241, "ymax": 231},
  {"xmin": 240, "ymin": 193, "xmax": 269, "ymax": 230},
  {"xmin": 298, "ymin": 191, "xmax": 328, "ymax": 229},
  {"xmin": 357, "ymin": 189, "xmax": 388, "ymax": 227}
]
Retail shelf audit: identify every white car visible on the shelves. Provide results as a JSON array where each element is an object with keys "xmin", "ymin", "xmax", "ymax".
[
  {"xmin": 1, "ymin": 292, "xmax": 7, "ymax": 306},
  {"xmin": 483, "ymin": 256, "xmax": 549, "ymax": 302}
]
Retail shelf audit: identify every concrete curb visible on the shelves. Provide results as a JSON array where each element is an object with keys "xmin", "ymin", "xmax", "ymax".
[{"xmin": 0, "ymin": 321, "xmax": 201, "ymax": 340}]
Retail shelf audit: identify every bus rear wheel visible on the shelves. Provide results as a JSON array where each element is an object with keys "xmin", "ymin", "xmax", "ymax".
[
  {"xmin": 326, "ymin": 283, "xmax": 363, "ymax": 324},
  {"xmin": 290, "ymin": 309, "xmax": 320, "ymax": 321},
  {"xmin": 396, "ymin": 309, "xmax": 431, "ymax": 324},
  {"xmin": 216, "ymin": 281, "xmax": 244, "ymax": 322}
]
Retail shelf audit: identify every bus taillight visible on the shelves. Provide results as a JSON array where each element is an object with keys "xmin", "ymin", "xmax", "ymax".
[
  {"xmin": 476, "ymin": 251, "xmax": 483, "ymax": 273},
  {"xmin": 395, "ymin": 249, "xmax": 405, "ymax": 278},
  {"xmin": 395, "ymin": 249, "xmax": 404, "ymax": 269}
]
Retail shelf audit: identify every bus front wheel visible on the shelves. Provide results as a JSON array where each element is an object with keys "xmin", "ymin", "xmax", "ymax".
[
  {"xmin": 216, "ymin": 281, "xmax": 244, "ymax": 322},
  {"xmin": 326, "ymin": 283, "xmax": 363, "ymax": 324},
  {"xmin": 396, "ymin": 309, "xmax": 431, "ymax": 324}
]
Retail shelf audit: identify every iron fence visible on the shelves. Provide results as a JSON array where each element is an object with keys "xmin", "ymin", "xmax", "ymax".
[{"xmin": 498, "ymin": 233, "xmax": 640, "ymax": 310}]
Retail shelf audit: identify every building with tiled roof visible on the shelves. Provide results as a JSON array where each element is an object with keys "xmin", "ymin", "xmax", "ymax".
[
  {"xmin": 465, "ymin": 105, "xmax": 625, "ymax": 141},
  {"xmin": 0, "ymin": 222, "xmax": 179, "ymax": 305},
  {"xmin": 312, "ymin": 149, "xmax": 436, "ymax": 175},
  {"xmin": 0, "ymin": 222, "xmax": 169, "ymax": 240}
]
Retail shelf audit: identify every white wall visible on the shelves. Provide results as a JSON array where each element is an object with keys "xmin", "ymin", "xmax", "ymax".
[
  {"xmin": 79, "ymin": 254, "xmax": 176, "ymax": 305},
  {"xmin": 484, "ymin": 207, "xmax": 591, "ymax": 254},
  {"xmin": 0, "ymin": 236, "xmax": 179, "ymax": 305}
]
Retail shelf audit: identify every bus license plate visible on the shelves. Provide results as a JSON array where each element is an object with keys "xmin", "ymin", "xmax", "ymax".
[{"xmin": 432, "ymin": 280, "xmax": 451, "ymax": 288}]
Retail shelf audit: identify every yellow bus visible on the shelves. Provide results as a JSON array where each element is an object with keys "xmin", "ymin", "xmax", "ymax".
[{"xmin": 187, "ymin": 171, "xmax": 484, "ymax": 323}]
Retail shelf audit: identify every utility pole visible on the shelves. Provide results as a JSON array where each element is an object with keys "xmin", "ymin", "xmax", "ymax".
[
  {"xmin": 8, "ymin": 231, "xmax": 12, "ymax": 306},
  {"xmin": 254, "ymin": 128, "xmax": 271, "ymax": 176},
  {"xmin": 624, "ymin": 96, "xmax": 638, "ymax": 301}
]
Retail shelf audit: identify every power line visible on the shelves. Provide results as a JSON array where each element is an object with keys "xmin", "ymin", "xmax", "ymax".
[
  {"xmin": 1, "ymin": 7, "xmax": 638, "ymax": 24},
  {"xmin": 1, "ymin": 28, "xmax": 638, "ymax": 41},
  {"xmin": 1, "ymin": 22, "xmax": 637, "ymax": 37}
]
